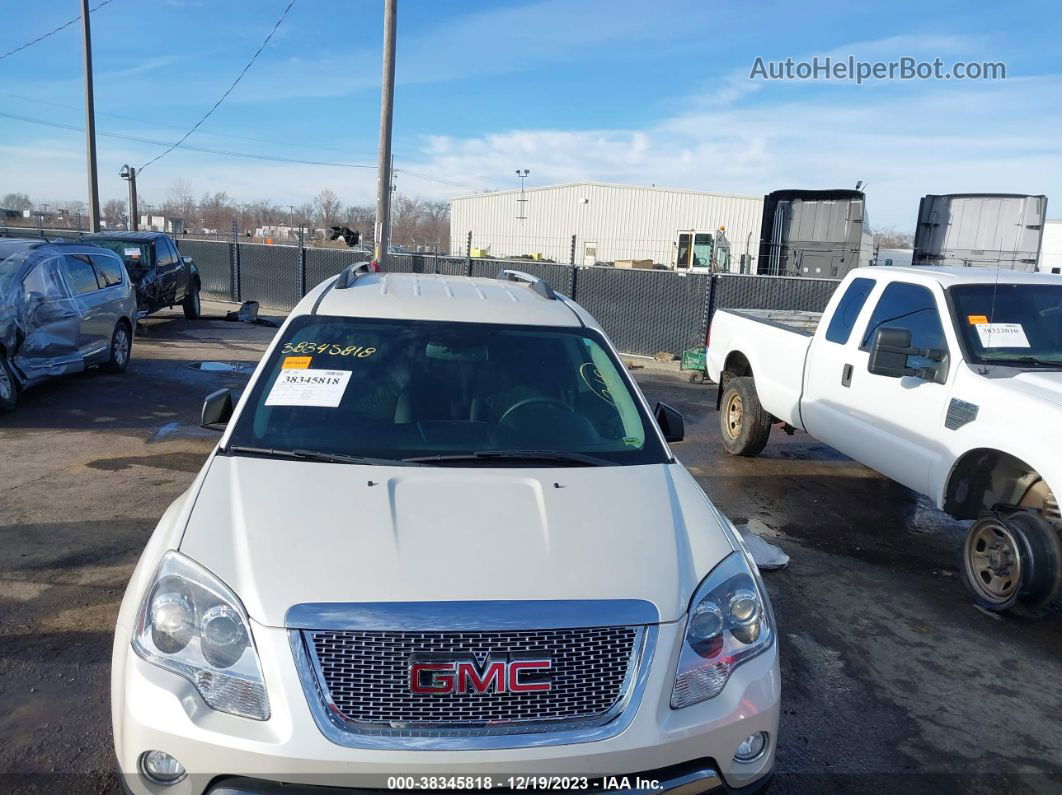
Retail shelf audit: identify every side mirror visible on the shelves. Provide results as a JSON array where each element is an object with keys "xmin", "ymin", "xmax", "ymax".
[
  {"xmin": 201, "ymin": 388, "xmax": 234, "ymax": 431},
  {"xmin": 868, "ymin": 327, "xmax": 944, "ymax": 380},
  {"xmin": 182, "ymin": 256, "xmax": 193, "ymax": 265},
  {"xmin": 654, "ymin": 401, "xmax": 685, "ymax": 443}
]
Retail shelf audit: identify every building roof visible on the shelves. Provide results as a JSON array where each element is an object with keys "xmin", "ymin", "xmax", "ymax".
[
  {"xmin": 81, "ymin": 230, "xmax": 169, "ymax": 242},
  {"xmin": 857, "ymin": 266, "xmax": 1060, "ymax": 286},
  {"xmin": 450, "ymin": 180, "xmax": 761, "ymax": 202},
  {"xmin": 306, "ymin": 272, "xmax": 586, "ymax": 327}
]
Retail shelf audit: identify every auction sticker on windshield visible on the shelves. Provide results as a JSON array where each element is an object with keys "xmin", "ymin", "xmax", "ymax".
[
  {"xmin": 974, "ymin": 322, "xmax": 1030, "ymax": 348},
  {"xmin": 265, "ymin": 369, "xmax": 351, "ymax": 407}
]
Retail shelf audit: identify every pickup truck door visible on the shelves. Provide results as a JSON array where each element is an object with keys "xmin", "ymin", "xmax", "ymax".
[
  {"xmin": 154, "ymin": 238, "xmax": 183, "ymax": 304},
  {"xmin": 811, "ymin": 280, "xmax": 954, "ymax": 495},
  {"xmin": 801, "ymin": 276, "xmax": 878, "ymax": 443}
]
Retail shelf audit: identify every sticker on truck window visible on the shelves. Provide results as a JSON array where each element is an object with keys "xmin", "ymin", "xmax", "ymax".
[
  {"xmin": 265, "ymin": 369, "xmax": 351, "ymax": 407},
  {"xmin": 282, "ymin": 356, "xmax": 312, "ymax": 369},
  {"xmin": 974, "ymin": 323, "xmax": 1030, "ymax": 348},
  {"xmin": 967, "ymin": 314, "xmax": 989, "ymax": 325},
  {"xmin": 124, "ymin": 247, "xmax": 141, "ymax": 257}
]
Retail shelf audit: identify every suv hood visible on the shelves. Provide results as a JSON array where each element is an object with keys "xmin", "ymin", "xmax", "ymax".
[{"xmin": 178, "ymin": 456, "xmax": 734, "ymax": 627}]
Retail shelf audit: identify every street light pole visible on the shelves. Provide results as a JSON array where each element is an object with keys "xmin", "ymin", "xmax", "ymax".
[
  {"xmin": 373, "ymin": 0, "xmax": 397, "ymax": 268},
  {"xmin": 81, "ymin": 0, "xmax": 101, "ymax": 232},
  {"xmin": 121, "ymin": 165, "xmax": 138, "ymax": 231}
]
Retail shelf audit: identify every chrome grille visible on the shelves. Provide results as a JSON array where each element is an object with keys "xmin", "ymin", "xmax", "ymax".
[{"xmin": 304, "ymin": 626, "xmax": 640, "ymax": 731}]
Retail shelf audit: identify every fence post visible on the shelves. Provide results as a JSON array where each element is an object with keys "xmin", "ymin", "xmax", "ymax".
[
  {"xmin": 569, "ymin": 264, "xmax": 579, "ymax": 301},
  {"xmin": 569, "ymin": 234, "xmax": 576, "ymax": 266},
  {"xmin": 298, "ymin": 228, "xmax": 307, "ymax": 297},
  {"xmin": 230, "ymin": 218, "xmax": 241, "ymax": 302},
  {"xmin": 466, "ymin": 230, "xmax": 473, "ymax": 277}
]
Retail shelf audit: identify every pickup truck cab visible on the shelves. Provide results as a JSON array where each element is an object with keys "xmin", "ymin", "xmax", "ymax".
[
  {"xmin": 82, "ymin": 231, "xmax": 201, "ymax": 320},
  {"xmin": 112, "ymin": 267, "xmax": 779, "ymax": 794},
  {"xmin": 707, "ymin": 266, "xmax": 1062, "ymax": 612}
]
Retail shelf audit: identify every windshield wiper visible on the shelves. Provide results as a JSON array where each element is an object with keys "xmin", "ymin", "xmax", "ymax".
[
  {"xmin": 982, "ymin": 357, "xmax": 1062, "ymax": 369},
  {"xmin": 403, "ymin": 450, "xmax": 612, "ymax": 466},
  {"xmin": 226, "ymin": 445, "xmax": 417, "ymax": 467}
]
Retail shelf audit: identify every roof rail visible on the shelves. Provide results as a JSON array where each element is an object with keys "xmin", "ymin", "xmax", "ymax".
[
  {"xmin": 335, "ymin": 261, "xmax": 375, "ymax": 289},
  {"xmin": 496, "ymin": 269, "xmax": 557, "ymax": 300}
]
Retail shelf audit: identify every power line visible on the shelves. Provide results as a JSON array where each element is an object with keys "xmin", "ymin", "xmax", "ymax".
[
  {"xmin": 0, "ymin": 89, "xmax": 505, "ymax": 185},
  {"xmin": 0, "ymin": 0, "xmax": 114, "ymax": 61},
  {"xmin": 0, "ymin": 110, "xmax": 375, "ymax": 169},
  {"xmin": 0, "ymin": 109, "xmax": 490, "ymax": 191},
  {"xmin": 139, "ymin": 0, "xmax": 295, "ymax": 172}
]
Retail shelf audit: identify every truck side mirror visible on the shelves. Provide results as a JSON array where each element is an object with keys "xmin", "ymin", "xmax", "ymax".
[
  {"xmin": 654, "ymin": 402, "xmax": 685, "ymax": 442},
  {"xmin": 182, "ymin": 256, "xmax": 193, "ymax": 266},
  {"xmin": 201, "ymin": 388, "xmax": 234, "ymax": 431},
  {"xmin": 867, "ymin": 327, "xmax": 917, "ymax": 378},
  {"xmin": 867, "ymin": 327, "xmax": 946, "ymax": 381}
]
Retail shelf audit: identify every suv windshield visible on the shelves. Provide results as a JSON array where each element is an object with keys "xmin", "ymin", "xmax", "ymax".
[
  {"xmin": 950, "ymin": 284, "xmax": 1062, "ymax": 367},
  {"xmin": 226, "ymin": 315, "xmax": 669, "ymax": 466},
  {"xmin": 86, "ymin": 239, "xmax": 150, "ymax": 269}
]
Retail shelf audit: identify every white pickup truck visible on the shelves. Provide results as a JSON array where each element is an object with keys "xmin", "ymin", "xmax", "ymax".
[{"xmin": 706, "ymin": 266, "xmax": 1062, "ymax": 612}]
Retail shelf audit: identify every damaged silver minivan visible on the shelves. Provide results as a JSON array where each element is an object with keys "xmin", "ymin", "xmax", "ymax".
[{"xmin": 0, "ymin": 239, "xmax": 137, "ymax": 413}]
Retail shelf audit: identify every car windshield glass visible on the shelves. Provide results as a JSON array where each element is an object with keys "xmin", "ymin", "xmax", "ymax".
[
  {"xmin": 950, "ymin": 284, "xmax": 1062, "ymax": 366},
  {"xmin": 226, "ymin": 315, "xmax": 669, "ymax": 466},
  {"xmin": 87, "ymin": 239, "xmax": 150, "ymax": 268}
]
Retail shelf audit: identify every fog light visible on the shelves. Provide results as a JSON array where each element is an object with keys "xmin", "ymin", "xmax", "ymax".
[
  {"xmin": 139, "ymin": 750, "xmax": 186, "ymax": 784},
  {"xmin": 734, "ymin": 731, "xmax": 768, "ymax": 763}
]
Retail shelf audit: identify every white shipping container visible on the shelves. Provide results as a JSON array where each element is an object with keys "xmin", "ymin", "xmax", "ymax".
[
  {"xmin": 449, "ymin": 182, "xmax": 763, "ymax": 270},
  {"xmin": 1040, "ymin": 219, "xmax": 1062, "ymax": 273}
]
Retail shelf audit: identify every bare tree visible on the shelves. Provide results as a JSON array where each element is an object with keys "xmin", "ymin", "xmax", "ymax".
[
  {"xmin": 199, "ymin": 191, "xmax": 233, "ymax": 231},
  {"xmin": 872, "ymin": 226, "xmax": 914, "ymax": 249},
  {"xmin": 2, "ymin": 192, "xmax": 32, "ymax": 211},
  {"xmin": 102, "ymin": 198, "xmax": 126, "ymax": 228},
  {"xmin": 313, "ymin": 189, "xmax": 342, "ymax": 229},
  {"xmin": 166, "ymin": 179, "xmax": 197, "ymax": 221}
]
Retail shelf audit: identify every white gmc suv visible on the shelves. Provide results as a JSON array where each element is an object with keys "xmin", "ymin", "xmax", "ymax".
[{"xmin": 112, "ymin": 266, "xmax": 779, "ymax": 795}]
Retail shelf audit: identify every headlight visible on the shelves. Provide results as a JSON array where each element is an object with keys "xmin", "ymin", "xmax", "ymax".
[
  {"xmin": 132, "ymin": 551, "xmax": 270, "ymax": 720},
  {"xmin": 671, "ymin": 551, "xmax": 774, "ymax": 709}
]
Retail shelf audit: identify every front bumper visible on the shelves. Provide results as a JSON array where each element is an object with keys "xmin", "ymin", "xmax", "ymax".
[{"xmin": 113, "ymin": 621, "xmax": 779, "ymax": 795}]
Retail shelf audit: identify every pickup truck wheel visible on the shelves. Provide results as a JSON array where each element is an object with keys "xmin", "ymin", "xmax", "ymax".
[
  {"xmin": 962, "ymin": 512, "xmax": 1062, "ymax": 611},
  {"xmin": 182, "ymin": 283, "xmax": 201, "ymax": 319},
  {"xmin": 101, "ymin": 321, "xmax": 132, "ymax": 373},
  {"xmin": 720, "ymin": 376, "xmax": 771, "ymax": 456},
  {"xmin": 0, "ymin": 351, "xmax": 18, "ymax": 413}
]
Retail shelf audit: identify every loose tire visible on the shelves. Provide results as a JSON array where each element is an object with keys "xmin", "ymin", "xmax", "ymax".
[
  {"xmin": 101, "ymin": 321, "xmax": 132, "ymax": 373},
  {"xmin": 719, "ymin": 376, "xmax": 772, "ymax": 456},
  {"xmin": 961, "ymin": 511, "xmax": 1062, "ymax": 611},
  {"xmin": 0, "ymin": 350, "xmax": 18, "ymax": 413},
  {"xmin": 182, "ymin": 282, "xmax": 201, "ymax": 320}
]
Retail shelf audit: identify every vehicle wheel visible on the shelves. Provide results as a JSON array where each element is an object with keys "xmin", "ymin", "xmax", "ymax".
[
  {"xmin": 719, "ymin": 376, "xmax": 772, "ymax": 456},
  {"xmin": 0, "ymin": 350, "xmax": 18, "ymax": 413},
  {"xmin": 182, "ymin": 283, "xmax": 201, "ymax": 319},
  {"xmin": 101, "ymin": 321, "xmax": 132, "ymax": 373},
  {"xmin": 961, "ymin": 511, "xmax": 1062, "ymax": 611}
]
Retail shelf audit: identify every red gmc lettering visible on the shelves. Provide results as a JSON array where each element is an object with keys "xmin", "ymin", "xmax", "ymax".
[
  {"xmin": 508, "ymin": 660, "xmax": 552, "ymax": 692},
  {"xmin": 409, "ymin": 662, "xmax": 455, "ymax": 694},
  {"xmin": 455, "ymin": 661, "xmax": 506, "ymax": 694},
  {"xmin": 409, "ymin": 659, "xmax": 552, "ymax": 694}
]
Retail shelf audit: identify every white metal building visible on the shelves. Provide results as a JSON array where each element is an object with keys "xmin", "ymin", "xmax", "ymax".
[{"xmin": 449, "ymin": 182, "xmax": 764, "ymax": 270}]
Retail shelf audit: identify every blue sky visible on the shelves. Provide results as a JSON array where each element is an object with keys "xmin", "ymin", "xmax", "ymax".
[{"xmin": 1, "ymin": 0, "xmax": 1060, "ymax": 229}]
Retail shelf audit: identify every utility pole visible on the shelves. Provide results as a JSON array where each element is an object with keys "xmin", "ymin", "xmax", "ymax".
[
  {"xmin": 81, "ymin": 0, "xmax": 101, "ymax": 232},
  {"xmin": 373, "ymin": 0, "xmax": 397, "ymax": 268},
  {"xmin": 288, "ymin": 204, "xmax": 295, "ymax": 237},
  {"xmin": 121, "ymin": 165, "xmax": 138, "ymax": 231}
]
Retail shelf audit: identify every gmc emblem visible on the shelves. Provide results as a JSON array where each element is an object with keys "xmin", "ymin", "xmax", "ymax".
[{"xmin": 409, "ymin": 654, "xmax": 552, "ymax": 695}]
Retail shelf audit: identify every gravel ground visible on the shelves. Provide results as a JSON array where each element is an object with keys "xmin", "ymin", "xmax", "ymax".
[{"xmin": 0, "ymin": 303, "xmax": 1059, "ymax": 793}]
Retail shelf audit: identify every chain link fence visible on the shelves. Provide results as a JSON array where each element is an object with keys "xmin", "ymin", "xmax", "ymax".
[{"xmin": 0, "ymin": 227, "xmax": 840, "ymax": 357}]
